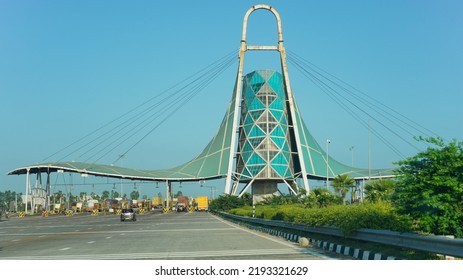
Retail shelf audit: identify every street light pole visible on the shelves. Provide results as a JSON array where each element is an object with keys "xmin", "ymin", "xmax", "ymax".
[
  {"xmin": 200, "ymin": 185, "xmax": 216, "ymax": 200},
  {"xmin": 349, "ymin": 146, "xmax": 354, "ymax": 167},
  {"xmin": 118, "ymin": 154, "xmax": 125, "ymax": 199},
  {"xmin": 326, "ymin": 139, "xmax": 331, "ymax": 189}
]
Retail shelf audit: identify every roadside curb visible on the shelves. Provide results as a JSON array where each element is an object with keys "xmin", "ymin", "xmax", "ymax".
[{"xmin": 241, "ymin": 223, "xmax": 398, "ymax": 260}]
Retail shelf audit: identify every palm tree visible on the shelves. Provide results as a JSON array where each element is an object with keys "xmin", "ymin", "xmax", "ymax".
[
  {"xmin": 364, "ymin": 179, "xmax": 396, "ymax": 203},
  {"xmin": 308, "ymin": 188, "xmax": 341, "ymax": 208},
  {"xmin": 331, "ymin": 174, "xmax": 355, "ymax": 205}
]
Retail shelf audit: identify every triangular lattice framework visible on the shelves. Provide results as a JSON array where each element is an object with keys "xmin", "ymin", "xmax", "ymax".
[{"xmin": 236, "ymin": 70, "xmax": 294, "ymax": 182}]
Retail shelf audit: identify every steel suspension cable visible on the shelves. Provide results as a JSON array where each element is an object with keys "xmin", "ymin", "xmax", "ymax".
[
  {"xmin": 288, "ymin": 55, "xmax": 408, "ymax": 158},
  {"xmin": 288, "ymin": 50, "xmax": 440, "ymax": 140},
  {"xmin": 83, "ymin": 52, "xmax": 237, "ymax": 163},
  {"xmin": 91, "ymin": 52, "xmax": 237, "ymax": 164},
  {"xmin": 50, "ymin": 50, "xmax": 237, "ymax": 163}
]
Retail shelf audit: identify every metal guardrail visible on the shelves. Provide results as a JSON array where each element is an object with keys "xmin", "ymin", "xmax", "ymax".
[{"xmin": 215, "ymin": 211, "xmax": 463, "ymax": 258}]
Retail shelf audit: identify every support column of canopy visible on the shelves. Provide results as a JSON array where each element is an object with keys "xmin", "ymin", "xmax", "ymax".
[
  {"xmin": 278, "ymin": 40, "xmax": 310, "ymax": 194},
  {"xmin": 165, "ymin": 180, "xmax": 171, "ymax": 210},
  {"xmin": 46, "ymin": 170, "xmax": 51, "ymax": 211},
  {"xmin": 25, "ymin": 168, "xmax": 30, "ymax": 214},
  {"xmin": 223, "ymin": 17, "xmax": 247, "ymax": 195}
]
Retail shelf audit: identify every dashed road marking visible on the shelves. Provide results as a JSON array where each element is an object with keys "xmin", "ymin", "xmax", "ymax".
[{"xmin": 60, "ymin": 247, "xmax": 71, "ymax": 251}]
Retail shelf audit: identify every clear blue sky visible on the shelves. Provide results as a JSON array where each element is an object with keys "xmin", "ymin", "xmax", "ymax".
[{"xmin": 1, "ymin": 0, "xmax": 462, "ymax": 198}]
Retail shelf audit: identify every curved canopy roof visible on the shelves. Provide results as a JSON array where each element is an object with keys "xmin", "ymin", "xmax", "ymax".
[
  {"xmin": 7, "ymin": 84, "xmax": 395, "ymax": 182},
  {"xmin": 7, "ymin": 91, "xmax": 238, "ymax": 182}
]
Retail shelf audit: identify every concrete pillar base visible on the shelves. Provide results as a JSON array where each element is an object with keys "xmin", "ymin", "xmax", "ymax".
[{"xmin": 252, "ymin": 181, "xmax": 279, "ymax": 204}]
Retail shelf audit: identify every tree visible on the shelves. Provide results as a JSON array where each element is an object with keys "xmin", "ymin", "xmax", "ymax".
[
  {"xmin": 209, "ymin": 194, "xmax": 246, "ymax": 211},
  {"xmin": 0, "ymin": 190, "xmax": 23, "ymax": 211},
  {"xmin": 260, "ymin": 193, "xmax": 299, "ymax": 206},
  {"xmin": 393, "ymin": 137, "xmax": 463, "ymax": 238},
  {"xmin": 79, "ymin": 192, "xmax": 87, "ymax": 201},
  {"xmin": 331, "ymin": 174, "xmax": 355, "ymax": 205},
  {"xmin": 130, "ymin": 190, "xmax": 139, "ymax": 200},
  {"xmin": 101, "ymin": 190, "xmax": 110, "ymax": 200},
  {"xmin": 364, "ymin": 179, "xmax": 396, "ymax": 203},
  {"xmin": 240, "ymin": 192, "xmax": 253, "ymax": 206},
  {"xmin": 305, "ymin": 188, "xmax": 341, "ymax": 208}
]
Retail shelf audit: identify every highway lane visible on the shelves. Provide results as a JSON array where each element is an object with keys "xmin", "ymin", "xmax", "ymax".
[{"xmin": 0, "ymin": 211, "xmax": 347, "ymax": 260}]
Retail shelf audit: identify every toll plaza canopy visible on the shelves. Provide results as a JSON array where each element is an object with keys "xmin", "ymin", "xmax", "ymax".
[
  {"xmin": 7, "ymin": 102, "xmax": 395, "ymax": 183},
  {"xmin": 7, "ymin": 72, "xmax": 395, "ymax": 183},
  {"xmin": 6, "ymin": 70, "xmax": 395, "ymax": 186}
]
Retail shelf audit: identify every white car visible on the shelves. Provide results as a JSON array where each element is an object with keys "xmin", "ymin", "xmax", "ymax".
[{"xmin": 120, "ymin": 208, "xmax": 136, "ymax": 222}]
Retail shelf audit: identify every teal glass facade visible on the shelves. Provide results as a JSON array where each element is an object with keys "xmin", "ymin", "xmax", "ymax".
[{"xmin": 236, "ymin": 70, "xmax": 294, "ymax": 181}]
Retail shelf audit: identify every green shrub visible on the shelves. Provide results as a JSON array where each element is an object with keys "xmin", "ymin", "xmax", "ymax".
[
  {"xmin": 229, "ymin": 202, "xmax": 412, "ymax": 236},
  {"xmin": 228, "ymin": 206, "xmax": 253, "ymax": 217}
]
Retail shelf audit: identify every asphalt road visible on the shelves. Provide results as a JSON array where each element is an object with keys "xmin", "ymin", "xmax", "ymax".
[{"xmin": 0, "ymin": 210, "xmax": 347, "ymax": 260}]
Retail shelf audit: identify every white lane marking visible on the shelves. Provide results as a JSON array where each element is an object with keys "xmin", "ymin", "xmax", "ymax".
[
  {"xmin": 60, "ymin": 247, "xmax": 71, "ymax": 251},
  {"xmin": 2, "ymin": 248, "xmax": 312, "ymax": 260},
  {"xmin": 87, "ymin": 241, "xmax": 95, "ymax": 244},
  {"xmin": 0, "ymin": 228, "xmax": 237, "ymax": 237},
  {"xmin": 11, "ymin": 239, "xmax": 21, "ymax": 242},
  {"xmin": 106, "ymin": 236, "xmax": 112, "ymax": 239}
]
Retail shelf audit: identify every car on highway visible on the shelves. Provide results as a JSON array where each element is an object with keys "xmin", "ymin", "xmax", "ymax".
[
  {"xmin": 176, "ymin": 203, "xmax": 187, "ymax": 212},
  {"xmin": 120, "ymin": 208, "xmax": 136, "ymax": 222}
]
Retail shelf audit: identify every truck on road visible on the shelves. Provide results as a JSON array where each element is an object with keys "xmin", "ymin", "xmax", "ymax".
[
  {"xmin": 176, "ymin": 195, "xmax": 189, "ymax": 212},
  {"xmin": 196, "ymin": 196, "xmax": 209, "ymax": 211}
]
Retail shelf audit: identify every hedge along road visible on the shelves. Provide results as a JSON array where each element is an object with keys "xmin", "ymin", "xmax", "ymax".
[{"xmin": 0, "ymin": 211, "xmax": 348, "ymax": 260}]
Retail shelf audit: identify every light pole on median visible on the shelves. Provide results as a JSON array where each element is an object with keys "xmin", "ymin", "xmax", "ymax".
[
  {"xmin": 349, "ymin": 146, "xmax": 354, "ymax": 167},
  {"xmin": 326, "ymin": 139, "xmax": 331, "ymax": 189}
]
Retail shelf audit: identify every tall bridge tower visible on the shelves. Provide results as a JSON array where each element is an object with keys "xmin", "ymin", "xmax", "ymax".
[{"xmin": 224, "ymin": 4, "xmax": 310, "ymax": 200}]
